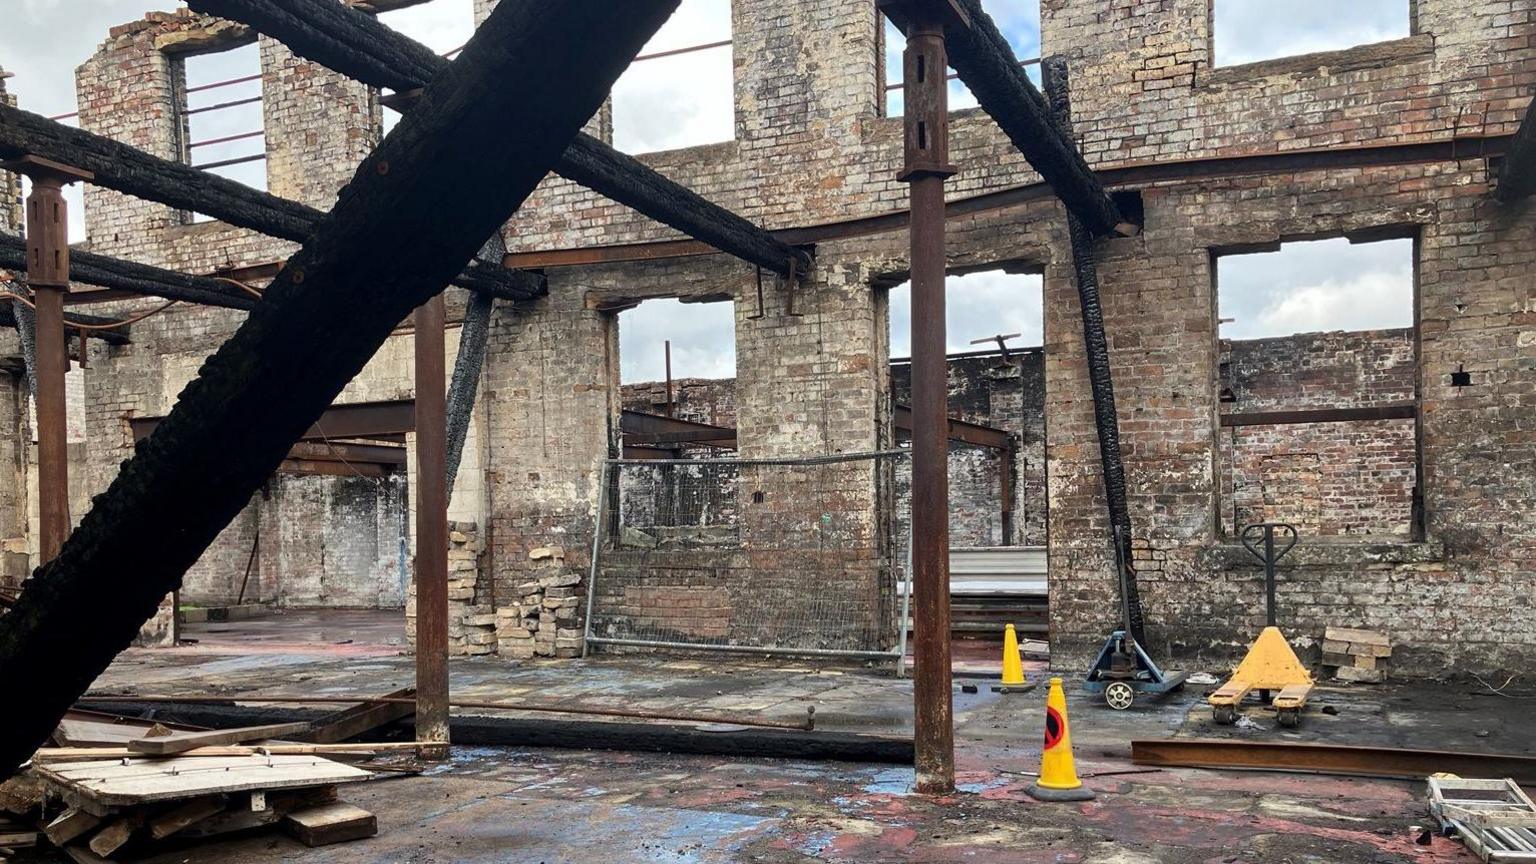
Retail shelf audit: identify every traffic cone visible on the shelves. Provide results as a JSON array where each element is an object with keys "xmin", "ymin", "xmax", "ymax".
[
  {"xmin": 1026, "ymin": 676, "xmax": 1096, "ymax": 802},
  {"xmin": 992, "ymin": 624, "xmax": 1032, "ymax": 694}
]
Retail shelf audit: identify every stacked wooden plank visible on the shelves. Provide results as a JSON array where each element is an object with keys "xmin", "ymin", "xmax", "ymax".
[
  {"xmin": 8, "ymin": 714, "xmax": 390, "ymax": 861},
  {"xmin": 1322, "ymin": 627, "xmax": 1392, "ymax": 683}
]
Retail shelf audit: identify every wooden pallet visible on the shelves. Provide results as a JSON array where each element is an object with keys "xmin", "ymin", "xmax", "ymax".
[{"xmin": 1429, "ymin": 777, "xmax": 1536, "ymax": 862}]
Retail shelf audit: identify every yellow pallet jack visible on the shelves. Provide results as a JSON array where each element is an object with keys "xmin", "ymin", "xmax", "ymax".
[{"xmin": 1209, "ymin": 523, "xmax": 1313, "ymax": 728}]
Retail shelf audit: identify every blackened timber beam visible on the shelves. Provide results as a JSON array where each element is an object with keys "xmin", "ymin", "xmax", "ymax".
[
  {"xmin": 0, "ymin": 304, "xmax": 131, "ymax": 345},
  {"xmin": 445, "ymin": 235, "xmax": 500, "ymax": 499},
  {"xmin": 1496, "ymin": 95, "xmax": 1536, "ymax": 201},
  {"xmin": 185, "ymin": 0, "xmax": 813, "ymax": 277},
  {"xmin": 0, "ymin": 233, "xmax": 256, "ymax": 311},
  {"xmin": 882, "ymin": 1, "xmax": 1133, "ymax": 237},
  {"xmin": 1042, "ymin": 56, "xmax": 1145, "ymax": 644},
  {"xmin": 0, "ymin": 103, "xmax": 545, "ymax": 303},
  {"xmin": 0, "ymin": 0, "xmax": 679, "ymax": 777}
]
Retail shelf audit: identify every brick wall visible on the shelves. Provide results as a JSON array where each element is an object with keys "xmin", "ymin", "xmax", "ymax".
[
  {"xmin": 1218, "ymin": 329, "xmax": 1418, "ymax": 537},
  {"xmin": 31, "ymin": 0, "xmax": 1536, "ymax": 672}
]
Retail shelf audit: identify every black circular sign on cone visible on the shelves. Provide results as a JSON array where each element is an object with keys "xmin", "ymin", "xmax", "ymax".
[{"xmin": 1044, "ymin": 706, "xmax": 1064, "ymax": 749}]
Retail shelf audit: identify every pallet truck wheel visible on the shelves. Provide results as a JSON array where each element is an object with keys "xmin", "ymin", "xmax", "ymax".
[
  {"xmin": 1213, "ymin": 705, "xmax": 1237, "ymax": 725},
  {"xmin": 1104, "ymin": 681, "xmax": 1135, "ymax": 711},
  {"xmin": 1277, "ymin": 708, "xmax": 1300, "ymax": 728}
]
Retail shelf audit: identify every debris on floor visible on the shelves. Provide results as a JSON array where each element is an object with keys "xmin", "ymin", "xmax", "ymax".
[
  {"xmin": 0, "ymin": 712, "xmax": 427, "ymax": 861},
  {"xmin": 1324, "ymin": 627, "xmax": 1392, "ymax": 683},
  {"xmin": 1427, "ymin": 775, "xmax": 1536, "ymax": 862}
]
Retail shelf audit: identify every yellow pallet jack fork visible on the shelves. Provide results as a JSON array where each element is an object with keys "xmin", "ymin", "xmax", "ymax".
[{"xmin": 1210, "ymin": 523, "xmax": 1313, "ymax": 728}]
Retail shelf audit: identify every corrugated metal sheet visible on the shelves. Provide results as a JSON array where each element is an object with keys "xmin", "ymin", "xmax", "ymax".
[{"xmin": 901, "ymin": 547, "xmax": 1048, "ymax": 596}]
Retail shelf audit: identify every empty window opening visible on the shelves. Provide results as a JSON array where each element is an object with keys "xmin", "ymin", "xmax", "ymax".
[
  {"xmin": 612, "ymin": 0, "xmax": 734, "ymax": 154},
  {"xmin": 179, "ymin": 41, "xmax": 266, "ymax": 215},
  {"xmin": 883, "ymin": 0, "xmax": 1041, "ymax": 117},
  {"xmin": 615, "ymin": 297, "xmax": 738, "ymax": 543},
  {"xmin": 1213, "ymin": 0, "xmax": 1412, "ymax": 67},
  {"xmin": 888, "ymin": 269, "xmax": 1046, "ymax": 550},
  {"xmin": 1216, "ymin": 237, "xmax": 1418, "ymax": 538},
  {"xmin": 377, "ymin": 0, "xmax": 475, "ymax": 136}
]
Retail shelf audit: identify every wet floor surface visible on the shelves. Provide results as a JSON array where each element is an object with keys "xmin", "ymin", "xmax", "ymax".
[{"xmin": 90, "ymin": 611, "xmax": 1534, "ymax": 862}]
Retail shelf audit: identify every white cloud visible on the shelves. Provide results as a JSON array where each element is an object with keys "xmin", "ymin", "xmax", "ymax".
[
  {"xmin": 619, "ymin": 298, "xmax": 736, "ymax": 383},
  {"xmin": 611, "ymin": 0, "xmax": 733, "ymax": 153},
  {"xmin": 889, "ymin": 270, "xmax": 1044, "ymax": 358},
  {"xmin": 1218, "ymin": 237, "xmax": 1413, "ymax": 340},
  {"xmin": 1213, "ymin": 0, "xmax": 1411, "ymax": 67}
]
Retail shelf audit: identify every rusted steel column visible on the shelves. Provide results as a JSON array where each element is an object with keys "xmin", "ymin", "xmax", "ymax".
[
  {"xmin": 413, "ymin": 292, "xmax": 449, "ymax": 757},
  {"xmin": 885, "ymin": 0, "xmax": 967, "ymax": 796},
  {"xmin": 16, "ymin": 159, "xmax": 88, "ymax": 564}
]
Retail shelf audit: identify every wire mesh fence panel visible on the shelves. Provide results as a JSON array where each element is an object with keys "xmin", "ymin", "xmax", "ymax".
[{"xmin": 586, "ymin": 451, "xmax": 910, "ymax": 659}]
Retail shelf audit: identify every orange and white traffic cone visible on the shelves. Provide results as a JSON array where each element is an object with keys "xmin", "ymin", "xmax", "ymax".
[{"xmin": 1026, "ymin": 676, "xmax": 1096, "ymax": 802}]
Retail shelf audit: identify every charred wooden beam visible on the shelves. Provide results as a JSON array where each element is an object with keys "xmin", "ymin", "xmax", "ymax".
[
  {"xmin": 0, "ymin": 232, "xmax": 256, "ymax": 311},
  {"xmin": 0, "ymin": 0, "xmax": 679, "ymax": 778},
  {"xmin": 186, "ymin": 0, "xmax": 813, "ymax": 277},
  {"xmin": 0, "ymin": 103, "xmax": 546, "ymax": 302},
  {"xmin": 0, "ymin": 304, "xmax": 130, "ymax": 345},
  {"xmin": 1497, "ymin": 95, "xmax": 1536, "ymax": 201},
  {"xmin": 445, "ymin": 236, "xmax": 500, "ymax": 499},
  {"xmin": 882, "ymin": 1, "xmax": 1133, "ymax": 237},
  {"xmin": 1042, "ymin": 55, "xmax": 1144, "ymax": 643}
]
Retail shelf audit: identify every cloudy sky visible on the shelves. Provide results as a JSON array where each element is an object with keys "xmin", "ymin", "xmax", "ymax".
[{"xmin": 4, "ymin": 0, "xmax": 1415, "ymax": 380}]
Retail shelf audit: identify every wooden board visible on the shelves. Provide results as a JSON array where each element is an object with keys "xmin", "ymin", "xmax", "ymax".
[
  {"xmin": 54, "ymin": 711, "xmax": 205, "ymax": 747},
  {"xmin": 88, "ymin": 815, "xmax": 141, "ymax": 857},
  {"xmin": 43, "ymin": 808, "xmax": 102, "ymax": 846},
  {"xmin": 62, "ymin": 845, "xmax": 112, "ymax": 864},
  {"xmin": 33, "ymin": 755, "xmax": 370, "ymax": 806},
  {"xmin": 125, "ymin": 722, "xmax": 312, "ymax": 756},
  {"xmin": 281, "ymin": 803, "xmax": 376, "ymax": 847},
  {"xmin": 305, "ymin": 688, "xmax": 416, "ymax": 744},
  {"xmin": 148, "ymin": 796, "xmax": 225, "ymax": 840}
]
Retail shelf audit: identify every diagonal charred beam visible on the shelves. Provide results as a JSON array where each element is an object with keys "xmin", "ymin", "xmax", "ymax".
[
  {"xmin": 1496, "ymin": 95, "xmax": 1536, "ymax": 201},
  {"xmin": 1042, "ymin": 55, "xmax": 1144, "ymax": 644},
  {"xmin": 445, "ymin": 238, "xmax": 499, "ymax": 498},
  {"xmin": 186, "ymin": 0, "xmax": 813, "ymax": 277},
  {"xmin": 0, "ymin": 0, "xmax": 678, "ymax": 778},
  {"xmin": 882, "ymin": 0, "xmax": 1133, "ymax": 237},
  {"xmin": 0, "ymin": 103, "xmax": 546, "ymax": 302},
  {"xmin": 0, "ymin": 232, "xmax": 256, "ymax": 311}
]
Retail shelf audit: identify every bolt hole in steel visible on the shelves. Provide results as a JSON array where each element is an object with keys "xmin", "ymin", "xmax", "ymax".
[{"xmin": 1104, "ymin": 681, "xmax": 1135, "ymax": 710}]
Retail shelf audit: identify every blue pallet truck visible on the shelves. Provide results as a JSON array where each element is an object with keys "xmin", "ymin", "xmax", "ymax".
[{"xmin": 1082, "ymin": 529, "xmax": 1187, "ymax": 710}]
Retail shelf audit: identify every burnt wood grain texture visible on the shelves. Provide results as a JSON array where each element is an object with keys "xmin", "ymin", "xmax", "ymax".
[
  {"xmin": 0, "ymin": 103, "xmax": 544, "ymax": 302},
  {"xmin": 884, "ymin": 0, "xmax": 1131, "ymax": 237},
  {"xmin": 0, "ymin": 303, "xmax": 131, "ymax": 345},
  {"xmin": 187, "ymin": 0, "xmax": 813, "ymax": 277},
  {"xmin": 0, "ymin": 0, "xmax": 679, "ymax": 778},
  {"xmin": 0, "ymin": 232, "xmax": 256, "ymax": 311}
]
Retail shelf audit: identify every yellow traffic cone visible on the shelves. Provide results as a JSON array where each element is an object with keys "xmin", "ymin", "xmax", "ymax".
[
  {"xmin": 992, "ymin": 624, "xmax": 1033, "ymax": 694},
  {"xmin": 1026, "ymin": 677, "xmax": 1096, "ymax": 802}
]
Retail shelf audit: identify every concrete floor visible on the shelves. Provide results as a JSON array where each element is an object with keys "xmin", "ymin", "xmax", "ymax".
[{"xmin": 79, "ymin": 609, "xmax": 1532, "ymax": 862}]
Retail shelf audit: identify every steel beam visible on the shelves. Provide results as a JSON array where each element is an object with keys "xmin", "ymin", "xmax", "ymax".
[
  {"xmin": 1220, "ymin": 403, "xmax": 1418, "ymax": 428},
  {"xmin": 413, "ymin": 293, "xmax": 449, "ymax": 759},
  {"xmin": 1132, "ymin": 739, "xmax": 1536, "ymax": 785},
  {"xmin": 13, "ymin": 157, "xmax": 90, "ymax": 563},
  {"xmin": 1497, "ymin": 95, "xmax": 1536, "ymax": 201},
  {"xmin": 502, "ymin": 136, "xmax": 1512, "ymax": 271},
  {"xmin": 887, "ymin": 0, "xmax": 962, "ymax": 796},
  {"xmin": 882, "ymin": 0, "xmax": 1131, "ymax": 237}
]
